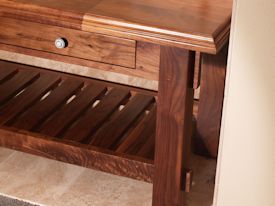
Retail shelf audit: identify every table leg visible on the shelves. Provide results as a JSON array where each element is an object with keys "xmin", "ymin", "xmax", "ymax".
[
  {"xmin": 153, "ymin": 46, "xmax": 195, "ymax": 206},
  {"xmin": 194, "ymin": 46, "xmax": 228, "ymax": 158}
]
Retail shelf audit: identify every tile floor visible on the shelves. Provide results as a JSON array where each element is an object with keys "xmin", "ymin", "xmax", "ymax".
[{"xmin": 0, "ymin": 147, "xmax": 216, "ymax": 206}]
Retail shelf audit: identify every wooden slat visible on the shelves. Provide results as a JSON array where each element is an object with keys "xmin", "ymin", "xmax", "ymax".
[
  {"xmin": 0, "ymin": 67, "xmax": 18, "ymax": 84},
  {"xmin": 116, "ymin": 105, "xmax": 156, "ymax": 159},
  {"xmin": 136, "ymin": 133, "xmax": 155, "ymax": 160},
  {"xmin": 0, "ymin": 70, "xmax": 39, "ymax": 104},
  {"xmin": 0, "ymin": 62, "xmax": 165, "ymax": 184},
  {"xmin": 0, "ymin": 73, "xmax": 61, "ymax": 125},
  {"xmin": 0, "ymin": 62, "xmax": 163, "ymax": 184},
  {"xmin": 0, "ymin": 126, "xmax": 154, "ymax": 183},
  {"xmin": 63, "ymin": 88, "xmax": 130, "ymax": 143},
  {"xmin": 38, "ymin": 84, "xmax": 107, "ymax": 137},
  {"xmin": 12, "ymin": 79, "xmax": 84, "ymax": 131},
  {"xmin": 90, "ymin": 94, "xmax": 155, "ymax": 149}
]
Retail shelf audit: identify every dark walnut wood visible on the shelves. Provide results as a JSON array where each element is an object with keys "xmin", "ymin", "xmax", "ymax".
[
  {"xmin": 194, "ymin": 45, "xmax": 228, "ymax": 158},
  {"xmin": 0, "ymin": 60, "xmax": 197, "ymax": 188},
  {"xmin": 0, "ymin": 0, "xmax": 232, "ymax": 204},
  {"xmin": 0, "ymin": 17, "xmax": 136, "ymax": 68},
  {"xmin": 0, "ymin": 0, "xmax": 86, "ymax": 29},
  {"xmin": 0, "ymin": 126, "xmax": 155, "ymax": 182},
  {"xmin": 0, "ymin": 0, "xmax": 232, "ymax": 53},
  {"xmin": 0, "ymin": 43, "xmax": 160, "ymax": 85},
  {"xmin": 153, "ymin": 47, "xmax": 195, "ymax": 206},
  {"xmin": 0, "ymin": 64, "xmax": 18, "ymax": 83},
  {"xmin": 0, "ymin": 60, "xmax": 158, "ymax": 182}
]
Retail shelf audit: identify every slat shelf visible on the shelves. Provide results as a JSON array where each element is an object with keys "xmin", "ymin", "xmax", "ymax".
[{"xmin": 0, "ymin": 60, "xmax": 156, "ymax": 182}]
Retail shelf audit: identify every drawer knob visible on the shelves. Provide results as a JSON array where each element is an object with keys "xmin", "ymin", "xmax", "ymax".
[{"xmin": 55, "ymin": 38, "xmax": 67, "ymax": 49}]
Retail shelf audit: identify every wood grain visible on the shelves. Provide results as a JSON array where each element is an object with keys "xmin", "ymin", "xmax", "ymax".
[
  {"xmin": 90, "ymin": 94, "xmax": 155, "ymax": 149},
  {"xmin": 63, "ymin": 88, "xmax": 131, "ymax": 143},
  {"xmin": 116, "ymin": 105, "xmax": 156, "ymax": 160},
  {"xmin": 153, "ymin": 47, "xmax": 195, "ymax": 206},
  {"xmin": 0, "ymin": 62, "xmax": 159, "ymax": 183},
  {"xmin": 0, "ymin": 60, "xmax": 157, "ymax": 96},
  {"xmin": 194, "ymin": 45, "xmax": 228, "ymax": 158},
  {"xmin": 193, "ymin": 52, "xmax": 202, "ymax": 89},
  {"xmin": 0, "ymin": 126, "xmax": 154, "ymax": 182},
  {"xmin": 0, "ymin": 0, "xmax": 85, "ymax": 29},
  {"xmin": 38, "ymin": 84, "xmax": 107, "ymax": 137},
  {"xmin": 0, "ymin": 0, "xmax": 232, "ymax": 53},
  {"xmin": 136, "ymin": 42, "xmax": 160, "ymax": 81},
  {"xmin": 0, "ymin": 70, "xmax": 39, "ymax": 105},
  {"xmin": 0, "ymin": 43, "xmax": 159, "ymax": 89},
  {"xmin": 0, "ymin": 17, "xmax": 136, "ymax": 68},
  {"xmin": 82, "ymin": 0, "xmax": 232, "ymax": 53},
  {"xmin": 0, "ymin": 64, "xmax": 18, "ymax": 84},
  {"xmin": 0, "ymin": 73, "xmax": 61, "ymax": 125},
  {"xmin": 0, "ymin": 0, "xmax": 232, "ymax": 201},
  {"xmin": 11, "ymin": 79, "xmax": 84, "ymax": 130}
]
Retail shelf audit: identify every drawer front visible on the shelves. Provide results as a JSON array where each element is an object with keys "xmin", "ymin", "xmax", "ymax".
[{"xmin": 0, "ymin": 18, "xmax": 136, "ymax": 68}]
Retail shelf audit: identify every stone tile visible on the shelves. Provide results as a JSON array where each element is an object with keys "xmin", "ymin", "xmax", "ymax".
[
  {"xmin": 0, "ymin": 147, "xmax": 15, "ymax": 162},
  {"xmin": 0, "ymin": 148, "xmax": 152, "ymax": 206},
  {"xmin": 56, "ymin": 170, "xmax": 152, "ymax": 206},
  {"xmin": 0, "ymin": 147, "xmax": 216, "ymax": 206},
  {"xmin": 0, "ymin": 149, "xmax": 84, "ymax": 205},
  {"xmin": 187, "ymin": 155, "xmax": 217, "ymax": 206}
]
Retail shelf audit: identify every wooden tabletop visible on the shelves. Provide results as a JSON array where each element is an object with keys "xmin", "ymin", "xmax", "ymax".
[{"xmin": 0, "ymin": 0, "xmax": 232, "ymax": 53}]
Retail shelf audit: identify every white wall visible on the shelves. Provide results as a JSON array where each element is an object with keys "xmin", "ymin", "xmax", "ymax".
[{"xmin": 214, "ymin": 0, "xmax": 275, "ymax": 205}]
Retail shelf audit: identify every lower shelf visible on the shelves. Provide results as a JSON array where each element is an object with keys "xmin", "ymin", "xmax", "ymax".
[{"xmin": 0, "ymin": 60, "xmax": 156, "ymax": 182}]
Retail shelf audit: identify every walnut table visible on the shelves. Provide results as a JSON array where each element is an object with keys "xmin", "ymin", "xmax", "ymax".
[{"xmin": 0, "ymin": 0, "xmax": 232, "ymax": 205}]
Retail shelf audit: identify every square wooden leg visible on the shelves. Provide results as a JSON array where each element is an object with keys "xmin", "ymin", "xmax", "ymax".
[
  {"xmin": 194, "ymin": 46, "xmax": 228, "ymax": 157},
  {"xmin": 153, "ymin": 46, "xmax": 195, "ymax": 206}
]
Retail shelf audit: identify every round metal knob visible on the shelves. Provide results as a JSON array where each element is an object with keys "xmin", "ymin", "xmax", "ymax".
[{"xmin": 55, "ymin": 38, "xmax": 67, "ymax": 49}]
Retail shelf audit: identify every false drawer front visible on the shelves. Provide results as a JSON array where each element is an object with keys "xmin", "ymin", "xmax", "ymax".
[{"xmin": 0, "ymin": 18, "xmax": 136, "ymax": 68}]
